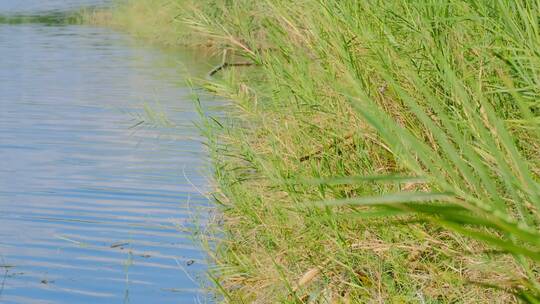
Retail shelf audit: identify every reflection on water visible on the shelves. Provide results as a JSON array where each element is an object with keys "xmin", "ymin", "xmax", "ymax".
[
  {"xmin": 0, "ymin": 0, "xmax": 109, "ymax": 14},
  {"xmin": 0, "ymin": 16, "xmax": 215, "ymax": 304}
]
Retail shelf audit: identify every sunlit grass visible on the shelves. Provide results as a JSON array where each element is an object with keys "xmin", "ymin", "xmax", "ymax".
[
  {"xmin": 99, "ymin": 0, "xmax": 540, "ymax": 302},
  {"xmin": 79, "ymin": 0, "xmax": 214, "ymax": 48}
]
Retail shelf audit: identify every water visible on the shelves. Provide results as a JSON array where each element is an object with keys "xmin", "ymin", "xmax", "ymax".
[
  {"xmin": 0, "ymin": 0, "xmax": 109, "ymax": 14},
  {"xmin": 0, "ymin": 2, "xmax": 216, "ymax": 303}
]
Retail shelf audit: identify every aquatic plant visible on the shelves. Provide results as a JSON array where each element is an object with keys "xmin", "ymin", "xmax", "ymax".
[{"xmin": 96, "ymin": 0, "xmax": 540, "ymax": 302}]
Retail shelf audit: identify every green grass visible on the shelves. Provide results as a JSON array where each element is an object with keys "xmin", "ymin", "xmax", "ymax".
[
  {"xmin": 90, "ymin": 0, "xmax": 540, "ymax": 302},
  {"xmin": 79, "ymin": 0, "xmax": 215, "ymax": 48},
  {"xmin": 0, "ymin": 11, "xmax": 82, "ymax": 25}
]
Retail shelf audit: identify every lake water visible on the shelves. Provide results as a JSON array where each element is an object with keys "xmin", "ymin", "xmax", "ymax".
[{"xmin": 0, "ymin": 2, "xmax": 216, "ymax": 303}]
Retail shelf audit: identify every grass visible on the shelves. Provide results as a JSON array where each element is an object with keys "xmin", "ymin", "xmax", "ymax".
[
  {"xmin": 0, "ymin": 11, "xmax": 83, "ymax": 25},
  {"xmin": 86, "ymin": 0, "xmax": 540, "ymax": 302},
  {"xmin": 80, "ymin": 0, "xmax": 213, "ymax": 48}
]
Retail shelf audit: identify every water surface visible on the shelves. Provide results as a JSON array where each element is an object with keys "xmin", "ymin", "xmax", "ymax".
[
  {"xmin": 0, "ymin": 4, "xmax": 215, "ymax": 304},
  {"xmin": 0, "ymin": 0, "xmax": 108, "ymax": 14}
]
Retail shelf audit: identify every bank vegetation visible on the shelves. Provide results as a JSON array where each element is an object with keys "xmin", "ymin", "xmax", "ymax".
[{"xmin": 86, "ymin": 1, "xmax": 540, "ymax": 302}]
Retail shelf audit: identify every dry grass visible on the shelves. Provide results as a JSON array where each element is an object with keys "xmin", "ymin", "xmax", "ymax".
[{"xmin": 91, "ymin": 0, "xmax": 540, "ymax": 302}]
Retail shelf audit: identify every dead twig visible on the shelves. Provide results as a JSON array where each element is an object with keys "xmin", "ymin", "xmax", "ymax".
[
  {"xmin": 208, "ymin": 49, "xmax": 256, "ymax": 77},
  {"xmin": 299, "ymin": 132, "xmax": 355, "ymax": 162},
  {"xmin": 208, "ymin": 62, "xmax": 255, "ymax": 76}
]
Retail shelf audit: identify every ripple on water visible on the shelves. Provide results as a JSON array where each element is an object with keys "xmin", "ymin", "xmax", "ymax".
[{"xmin": 0, "ymin": 14, "xmax": 216, "ymax": 304}]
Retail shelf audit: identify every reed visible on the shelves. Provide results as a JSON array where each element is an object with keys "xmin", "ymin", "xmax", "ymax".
[{"xmin": 98, "ymin": 0, "xmax": 540, "ymax": 302}]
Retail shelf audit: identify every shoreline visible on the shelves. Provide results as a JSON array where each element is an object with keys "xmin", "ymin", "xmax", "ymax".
[{"xmin": 86, "ymin": 1, "xmax": 540, "ymax": 303}]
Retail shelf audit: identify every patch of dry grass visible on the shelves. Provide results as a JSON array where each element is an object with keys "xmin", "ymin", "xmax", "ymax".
[{"xmin": 94, "ymin": 0, "xmax": 540, "ymax": 302}]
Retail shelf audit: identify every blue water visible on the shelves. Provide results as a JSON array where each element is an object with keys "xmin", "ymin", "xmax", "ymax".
[
  {"xmin": 0, "ymin": 2, "xmax": 215, "ymax": 303},
  {"xmin": 0, "ymin": 0, "xmax": 108, "ymax": 14}
]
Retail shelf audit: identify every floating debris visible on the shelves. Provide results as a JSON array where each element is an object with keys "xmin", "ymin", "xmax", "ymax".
[{"xmin": 110, "ymin": 242, "xmax": 129, "ymax": 249}]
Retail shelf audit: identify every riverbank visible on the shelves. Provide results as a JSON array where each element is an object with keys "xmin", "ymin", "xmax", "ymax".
[{"xmin": 86, "ymin": 1, "xmax": 540, "ymax": 303}]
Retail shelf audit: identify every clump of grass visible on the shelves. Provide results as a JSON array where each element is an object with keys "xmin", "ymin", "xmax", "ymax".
[
  {"xmin": 79, "ymin": 0, "xmax": 216, "ymax": 48},
  {"xmin": 0, "ymin": 11, "xmax": 83, "ymax": 25},
  {"xmin": 100, "ymin": 0, "xmax": 540, "ymax": 302}
]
